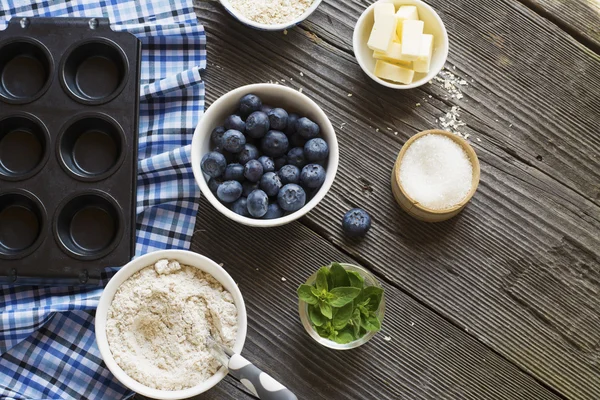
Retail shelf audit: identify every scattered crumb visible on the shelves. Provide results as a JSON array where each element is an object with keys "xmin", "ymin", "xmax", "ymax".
[
  {"xmin": 476, "ymin": 138, "xmax": 481, "ymax": 142},
  {"xmin": 255, "ymin": 268, "xmax": 259, "ymax": 271},
  {"xmin": 394, "ymin": 131, "xmax": 398, "ymax": 135},
  {"xmin": 509, "ymin": 123, "xmax": 513, "ymax": 127},
  {"xmin": 439, "ymin": 106, "xmax": 467, "ymax": 138},
  {"xmin": 387, "ymin": 127, "xmax": 392, "ymax": 131},
  {"xmin": 219, "ymin": 263, "xmax": 224, "ymax": 267},
  {"xmin": 281, "ymin": 79, "xmax": 285, "ymax": 82},
  {"xmin": 428, "ymin": 95, "xmax": 432, "ymax": 98},
  {"xmin": 384, "ymin": 336, "xmax": 392, "ymax": 342},
  {"xmin": 416, "ymin": 102, "xmax": 421, "ymax": 107},
  {"xmin": 283, "ymin": 29, "xmax": 288, "ymax": 35},
  {"xmin": 299, "ymin": 87, "xmax": 303, "ymax": 93},
  {"xmin": 300, "ymin": 71, "xmax": 304, "ymax": 77},
  {"xmin": 347, "ymin": 93, "xmax": 353, "ymax": 97},
  {"xmin": 375, "ymin": 128, "xmax": 379, "ymax": 132},
  {"xmin": 340, "ymin": 122, "xmax": 346, "ymax": 129},
  {"xmin": 453, "ymin": 65, "xmax": 456, "ymax": 70},
  {"xmin": 410, "ymin": 322, "xmax": 415, "ymax": 326},
  {"xmin": 281, "ymin": 277, "xmax": 287, "ymax": 282}
]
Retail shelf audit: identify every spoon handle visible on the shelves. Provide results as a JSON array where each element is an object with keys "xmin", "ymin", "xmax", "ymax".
[{"xmin": 228, "ymin": 353, "xmax": 298, "ymax": 400}]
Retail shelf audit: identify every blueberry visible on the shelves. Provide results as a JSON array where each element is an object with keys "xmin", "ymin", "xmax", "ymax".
[
  {"xmin": 222, "ymin": 129, "xmax": 246, "ymax": 153},
  {"xmin": 285, "ymin": 113, "xmax": 300, "ymax": 136},
  {"xmin": 278, "ymin": 165, "xmax": 300, "ymax": 185},
  {"xmin": 263, "ymin": 203, "xmax": 284, "ymax": 219},
  {"xmin": 258, "ymin": 156, "xmax": 275, "ymax": 173},
  {"xmin": 224, "ymin": 115, "xmax": 246, "ymax": 132},
  {"xmin": 238, "ymin": 144, "xmax": 259, "ymax": 165},
  {"xmin": 342, "ymin": 208, "xmax": 372, "ymax": 237},
  {"xmin": 211, "ymin": 126, "xmax": 226, "ymax": 146},
  {"xmin": 223, "ymin": 163, "xmax": 245, "ymax": 182},
  {"xmin": 244, "ymin": 159, "xmax": 264, "ymax": 182},
  {"xmin": 239, "ymin": 94, "xmax": 262, "ymax": 118},
  {"xmin": 267, "ymin": 108, "xmax": 289, "ymax": 131},
  {"xmin": 260, "ymin": 172, "xmax": 282, "ymax": 197},
  {"xmin": 208, "ymin": 177, "xmax": 222, "ymax": 194},
  {"xmin": 212, "ymin": 146, "xmax": 235, "ymax": 163},
  {"xmin": 201, "ymin": 151, "xmax": 227, "ymax": 178},
  {"xmin": 287, "ymin": 147, "xmax": 306, "ymax": 168},
  {"xmin": 261, "ymin": 104, "xmax": 273, "ymax": 114},
  {"xmin": 242, "ymin": 181, "xmax": 259, "ymax": 197},
  {"xmin": 304, "ymin": 138, "xmax": 329, "ymax": 162},
  {"xmin": 277, "ymin": 184, "xmax": 306, "ymax": 212},
  {"xmin": 247, "ymin": 190, "xmax": 269, "ymax": 217},
  {"xmin": 300, "ymin": 164, "xmax": 326, "ymax": 189},
  {"xmin": 296, "ymin": 117, "xmax": 320, "ymax": 139},
  {"xmin": 217, "ymin": 180, "xmax": 243, "ymax": 203},
  {"xmin": 274, "ymin": 156, "xmax": 287, "ymax": 171},
  {"xmin": 245, "ymin": 111, "xmax": 270, "ymax": 139},
  {"xmin": 231, "ymin": 197, "xmax": 250, "ymax": 217},
  {"xmin": 261, "ymin": 130, "xmax": 289, "ymax": 158}
]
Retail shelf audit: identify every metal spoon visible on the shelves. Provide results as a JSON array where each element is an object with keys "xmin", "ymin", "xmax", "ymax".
[{"xmin": 207, "ymin": 335, "xmax": 298, "ymax": 400}]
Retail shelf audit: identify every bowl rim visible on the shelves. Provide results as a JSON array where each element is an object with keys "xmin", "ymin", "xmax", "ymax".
[
  {"xmin": 95, "ymin": 249, "xmax": 248, "ymax": 400},
  {"xmin": 191, "ymin": 83, "xmax": 339, "ymax": 228},
  {"xmin": 218, "ymin": 0, "xmax": 323, "ymax": 31},
  {"xmin": 393, "ymin": 129, "xmax": 480, "ymax": 215},
  {"xmin": 352, "ymin": 0, "xmax": 449, "ymax": 89}
]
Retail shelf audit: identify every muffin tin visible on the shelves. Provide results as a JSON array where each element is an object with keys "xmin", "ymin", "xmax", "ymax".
[{"xmin": 0, "ymin": 17, "xmax": 141, "ymax": 285}]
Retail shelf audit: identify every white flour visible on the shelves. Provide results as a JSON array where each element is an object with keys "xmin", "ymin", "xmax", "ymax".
[
  {"xmin": 106, "ymin": 259, "xmax": 238, "ymax": 391},
  {"xmin": 229, "ymin": 0, "xmax": 314, "ymax": 25}
]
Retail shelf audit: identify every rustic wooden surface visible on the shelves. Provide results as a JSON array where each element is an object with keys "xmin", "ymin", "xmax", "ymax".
[{"xmin": 139, "ymin": 0, "xmax": 599, "ymax": 399}]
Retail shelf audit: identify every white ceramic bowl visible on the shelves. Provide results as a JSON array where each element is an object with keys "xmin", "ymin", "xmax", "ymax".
[
  {"xmin": 95, "ymin": 250, "xmax": 248, "ymax": 400},
  {"xmin": 191, "ymin": 83, "xmax": 339, "ymax": 228},
  {"xmin": 219, "ymin": 0, "xmax": 323, "ymax": 31},
  {"xmin": 353, "ymin": 0, "xmax": 449, "ymax": 89}
]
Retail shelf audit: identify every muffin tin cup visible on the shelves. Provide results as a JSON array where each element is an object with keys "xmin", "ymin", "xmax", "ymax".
[
  {"xmin": 0, "ymin": 37, "xmax": 54, "ymax": 104},
  {"xmin": 0, "ymin": 189, "xmax": 47, "ymax": 260},
  {"xmin": 57, "ymin": 113, "xmax": 126, "ymax": 181},
  {"xmin": 0, "ymin": 113, "xmax": 51, "ymax": 181}
]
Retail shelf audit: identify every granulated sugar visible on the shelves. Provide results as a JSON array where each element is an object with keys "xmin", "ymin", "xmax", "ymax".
[
  {"xmin": 399, "ymin": 134, "xmax": 473, "ymax": 210},
  {"xmin": 229, "ymin": 0, "xmax": 314, "ymax": 25},
  {"xmin": 106, "ymin": 259, "xmax": 238, "ymax": 391}
]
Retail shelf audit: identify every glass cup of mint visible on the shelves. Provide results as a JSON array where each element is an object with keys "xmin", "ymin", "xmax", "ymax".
[{"xmin": 297, "ymin": 262, "xmax": 385, "ymax": 350}]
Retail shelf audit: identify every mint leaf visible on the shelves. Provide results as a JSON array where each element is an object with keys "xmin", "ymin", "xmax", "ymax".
[
  {"xmin": 347, "ymin": 271, "xmax": 364, "ymax": 289},
  {"xmin": 361, "ymin": 313, "xmax": 381, "ymax": 332},
  {"xmin": 319, "ymin": 300, "xmax": 333, "ymax": 319},
  {"xmin": 330, "ymin": 262, "xmax": 350, "ymax": 288},
  {"xmin": 335, "ymin": 329, "xmax": 355, "ymax": 344},
  {"xmin": 329, "ymin": 287, "xmax": 361, "ymax": 307},
  {"xmin": 332, "ymin": 301, "xmax": 353, "ymax": 330},
  {"xmin": 350, "ymin": 307, "xmax": 362, "ymax": 338},
  {"xmin": 297, "ymin": 284, "xmax": 318, "ymax": 304},
  {"xmin": 362, "ymin": 286, "xmax": 384, "ymax": 311},
  {"xmin": 311, "ymin": 286, "xmax": 321, "ymax": 297},
  {"xmin": 308, "ymin": 304, "xmax": 327, "ymax": 326},
  {"xmin": 316, "ymin": 267, "xmax": 329, "ymax": 292}
]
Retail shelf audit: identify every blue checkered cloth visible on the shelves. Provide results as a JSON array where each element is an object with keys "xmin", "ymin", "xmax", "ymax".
[{"xmin": 0, "ymin": 1, "xmax": 205, "ymax": 398}]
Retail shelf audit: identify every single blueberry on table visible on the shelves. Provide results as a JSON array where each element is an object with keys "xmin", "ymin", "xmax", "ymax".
[
  {"xmin": 201, "ymin": 151, "xmax": 227, "ymax": 178},
  {"xmin": 342, "ymin": 208, "xmax": 372, "ymax": 237},
  {"xmin": 217, "ymin": 180, "xmax": 243, "ymax": 203},
  {"xmin": 304, "ymin": 138, "xmax": 329, "ymax": 162},
  {"xmin": 239, "ymin": 94, "xmax": 262, "ymax": 118},
  {"xmin": 223, "ymin": 163, "xmax": 245, "ymax": 182},
  {"xmin": 285, "ymin": 113, "xmax": 300, "ymax": 136},
  {"xmin": 208, "ymin": 177, "xmax": 222, "ymax": 194},
  {"xmin": 274, "ymin": 156, "xmax": 287, "ymax": 171},
  {"xmin": 300, "ymin": 164, "xmax": 326, "ymax": 189},
  {"xmin": 263, "ymin": 203, "xmax": 284, "ymax": 219},
  {"xmin": 247, "ymin": 190, "xmax": 269, "ymax": 217},
  {"xmin": 211, "ymin": 126, "xmax": 226, "ymax": 146},
  {"xmin": 296, "ymin": 117, "xmax": 320, "ymax": 139},
  {"xmin": 268, "ymin": 108, "xmax": 289, "ymax": 131},
  {"xmin": 277, "ymin": 184, "xmax": 306, "ymax": 212},
  {"xmin": 244, "ymin": 159, "xmax": 264, "ymax": 182},
  {"xmin": 242, "ymin": 181, "xmax": 259, "ymax": 197},
  {"xmin": 260, "ymin": 172, "xmax": 282, "ymax": 197},
  {"xmin": 222, "ymin": 129, "xmax": 246, "ymax": 153},
  {"xmin": 261, "ymin": 130, "xmax": 289, "ymax": 158},
  {"xmin": 231, "ymin": 197, "xmax": 250, "ymax": 217},
  {"xmin": 278, "ymin": 164, "xmax": 300, "ymax": 185},
  {"xmin": 258, "ymin": 156, "xmax": 275, "ymax": 173},
  {"xmin": 287, "ymin": 147, "xmax": 306, "ymax": 168},
  {"xmin": 238, "ymin": 143, "xmax": 259, "ymax": 165},
  {"xmin": 261, "ymin": 104, "xmax": 273, "ymax": 114},
  {"xmin": 245, "ymin": 111, "xmax": 270, "ymax": 139},
  {"xmin": 224, "ymin": 115, "xmax": 246, "ymax": 132}
]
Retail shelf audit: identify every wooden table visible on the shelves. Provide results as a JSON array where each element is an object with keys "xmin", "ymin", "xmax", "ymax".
[{"xmin": 140, "ymin": 0, "xmax": 600, "ymax": 398}]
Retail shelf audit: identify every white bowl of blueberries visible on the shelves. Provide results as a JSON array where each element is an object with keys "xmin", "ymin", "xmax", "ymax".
[{"xmin": 191, "ymin": 84, "xmax": 339, "ymax": 227}]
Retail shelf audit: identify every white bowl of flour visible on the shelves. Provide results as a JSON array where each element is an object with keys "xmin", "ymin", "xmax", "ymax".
[{"xmin": 95, "ymin": 250, "xmax": 247, "ymax": 399}]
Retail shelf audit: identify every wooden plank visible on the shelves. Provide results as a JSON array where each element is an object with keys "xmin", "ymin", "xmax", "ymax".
[
  {"xmin": 193, "ymin": 1, "xmax": 600, "ymax": 399},
  {"xmin": 186, "ymin": 201, "xmax": 561, "ymax": 400}
]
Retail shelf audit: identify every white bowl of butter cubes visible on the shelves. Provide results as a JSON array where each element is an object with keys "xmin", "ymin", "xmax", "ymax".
[{"xmin": 353, "ymin": 0, "xmax": 448, "ymax": 89}]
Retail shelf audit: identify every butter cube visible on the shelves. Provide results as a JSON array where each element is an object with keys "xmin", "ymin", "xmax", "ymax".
[
  {"xmin": 374, "ymin": 60, "xmax": 415, "ymax": 84},
  {"xmin": 374, "ymin": 3, "xmax": 396, "ymax": 23},
  {"xmin": 367, "ymin": 12, "xmax": 397, "ymax": 52},
  {"xmin": 400, "ymin": 20, "xmax": 424, "ymax": 60},
  {"xmin": 373, "ymin": 42, "xmax": 412, "ymax": 66},
  {"xmin": 413, "ymin": 34, "xmax": 434, "ymax": 73},
  {"xmin": 395, "ymin": 6, "xmax": 419, "ymax": 40}
]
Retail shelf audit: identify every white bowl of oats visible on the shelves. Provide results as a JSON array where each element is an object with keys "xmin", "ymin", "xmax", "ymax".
[
  {"xmin": 219, "ymin": 0, "xmax": 323, "ymax": 31},
  {"xmin": 95, "ymin": 250, "xmax": 247, "ymax": 400}
]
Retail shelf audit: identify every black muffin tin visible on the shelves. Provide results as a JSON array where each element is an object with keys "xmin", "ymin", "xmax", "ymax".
[{"xmin": 0, "ymin": 17, "xmax": 141, "ymax": 285}]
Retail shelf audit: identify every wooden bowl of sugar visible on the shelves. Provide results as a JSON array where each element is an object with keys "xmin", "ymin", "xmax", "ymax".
[{"xmin": 391, "ymin": 129, "xmax": 480, "ymax": 222}]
